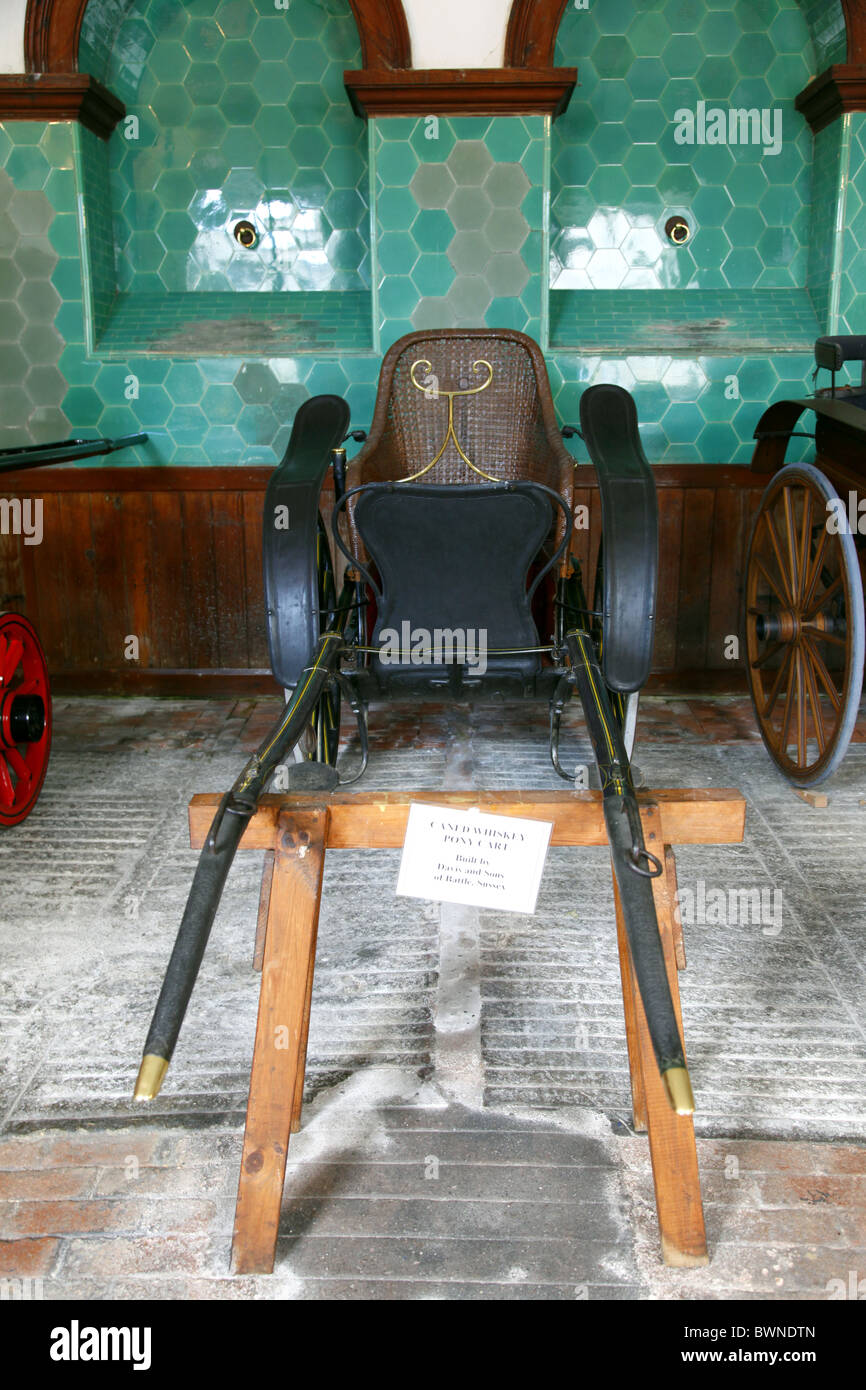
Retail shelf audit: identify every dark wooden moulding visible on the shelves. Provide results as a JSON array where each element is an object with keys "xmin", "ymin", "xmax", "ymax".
[
  {"xmin": 15, "ymin": 0, "xmax": 866, "ymax": 131},
  {"xmin": 344, "ymin": 0, "xmax": 576, "ymax": 117},
  {"xmin": 13, "ymin": 0, "xmax": 580, "ymax": 127}
]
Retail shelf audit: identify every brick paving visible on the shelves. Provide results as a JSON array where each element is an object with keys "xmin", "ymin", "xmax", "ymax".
[
  {"xmin": 0, "ymin": 694, "xmax": 864, "ymax": 1301},
  {"xmin": 0, "ymin": 1123, "xmax": 863, "ymax": 1300}
]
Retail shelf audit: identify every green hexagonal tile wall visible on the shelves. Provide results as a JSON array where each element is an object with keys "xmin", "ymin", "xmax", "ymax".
[
  {"xmin": 1, "ymin": 0, "xmax": 861, "ymax": 467},
  {"xmin": 376, "ymin": 116, "xmax": 543, "ymax": 341},
  {"xmin": 553, "ymin": 0, "xmax": 815, "ymax": 297},
  {"xmin": 838, "ymin": 115, "xmax": 866, "ymax": 336},
  {"xmin": 83, "ymin": 0, "xmax": 370, "ymax": 301},
  {"xmin": 0, "ymin": 129, "xmax": 75, "ymax": 448}
]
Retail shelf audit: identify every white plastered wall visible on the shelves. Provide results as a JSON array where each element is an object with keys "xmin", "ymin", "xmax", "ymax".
[
  {"xmin": 402, "ymin": 0, "xmax": 512, "ymax": 67},
  {"xmin": 0, "ymin": 0, "xmax": 27, "ymax": 71}
]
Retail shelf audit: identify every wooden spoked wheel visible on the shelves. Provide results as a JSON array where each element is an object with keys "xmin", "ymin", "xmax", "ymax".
[
  {"xmin": 745, "ymin": 463, "xmax": 865, "ymax": 786},
  {"xmin": 310, "ymin": 516, "xmax": 341, "ymax": 764},
  {"xmin": 292, "ymin": 515, "xmax": 341, "ymax": 768},
  {"xmin": 0, "ymin": 612, "xmax": 52, "ymax": 826}
]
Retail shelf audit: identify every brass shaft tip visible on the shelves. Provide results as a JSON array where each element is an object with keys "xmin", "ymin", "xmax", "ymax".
[
  {"xmin": 662, "ymin": 1065, "xmax": 695, "ymax": 1116},
  {"xmin": 133, "ymin": 1054, "xmax": 169, "ymax": 1102}
]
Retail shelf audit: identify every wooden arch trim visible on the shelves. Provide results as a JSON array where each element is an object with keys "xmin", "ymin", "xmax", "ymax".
[
  {"xmin": 17, "ymin": 0, "xmax": 412, "ymax": 134},
  {"xmin": 842, "ymin": 0, "xmax": 866, "ymax": 63},
  {"xmin": 23, "ymin": 0, "xmax": 412, "ymax": 72},
  {"xmin": 346, "ymin": 0, "xmax": 575, "ymax": 116},
  {"xmin": 797, "ymin": 3, "xmax": 866, "ymax": 129},
  {"xmin": 20, "ymin": 0, "xmax": 866, "ymax": 75},
  {"xmin": 347, "ymin": 0, "xmax": 411, "ymax": 69},
  {"xmin": 501, "ymin": 0, "xmax": 866, "ymax": 132},
  {"xmin": 24, "ymin": 0, "xmax": 81, "ymax": 73},
  {"xmin": 7, "ymin": 0, "xmax": 122, "ymax": 136},
  {"xmin": 504, "ymin": 0, "xmax": 570, "ymax": 69}
]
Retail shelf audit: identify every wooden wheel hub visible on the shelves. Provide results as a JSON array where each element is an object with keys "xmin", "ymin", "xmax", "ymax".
[
  {"xmin": 756, "ymin": 608, "xmax": 797, "ymax": 642},
  {"xmin": 756, "ymin": 608, "xmax": 838, "ymax": 642}
]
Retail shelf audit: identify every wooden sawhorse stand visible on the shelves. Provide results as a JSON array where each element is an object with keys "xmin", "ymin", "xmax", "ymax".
[{"xmin": 189, "ymin": 787, "xmax": 746, "ymax": 1274}]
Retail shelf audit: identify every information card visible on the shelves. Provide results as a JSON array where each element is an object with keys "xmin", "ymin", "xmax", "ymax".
[{"xmin": 396, "ymin": 803, "xmax": 554, "ymax": 914}]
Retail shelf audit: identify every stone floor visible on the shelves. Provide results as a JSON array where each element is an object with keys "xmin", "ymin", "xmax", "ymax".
[{"xmin": 0, "ymin": 694, "xmax": 864, "ymax": 1300}]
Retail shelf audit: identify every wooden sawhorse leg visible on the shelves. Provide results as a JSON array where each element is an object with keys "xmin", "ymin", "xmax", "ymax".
[
  {"xmin": 613, "ymin": 802, "xmax": 707, "ymax": 1267},
  {"xmin": 252, "ymin": 847, "xmax": 313, "ymax": 1135},
  {"xmin": 231, "ymin": 808, "xmax": 328, "ymax": 1275},
  {"xmin": 188, "ymin": 787, "xmax": 744, "ymax": 1274}
]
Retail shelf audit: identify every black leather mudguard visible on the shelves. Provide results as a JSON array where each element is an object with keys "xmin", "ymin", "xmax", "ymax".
[
  {"xmin": 751, "ymin": 394, "xmax": 866, "ymax": 475},
  {"xmin": 579, "ymin": 384, "xmax": 658, "ymax": 693},
  {"xmin": 263, "ymin": 394, "xmax": 350, "ymax": 688}
]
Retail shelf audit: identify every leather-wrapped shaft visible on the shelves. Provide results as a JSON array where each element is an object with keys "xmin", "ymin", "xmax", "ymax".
[
  {"xmin": 135, "ymin": 581, "xmax": 357, "ymax": 1094},
  {"xmin": 603, "ymin": 799, "xmax": 686, "ymax": 1075},
  {"xmin": 143, "ymin": 806, "xmax": 249, "ymax": 1063},
  {"xmin": 566, "ymin": 628, "xmax": 686, "ymax": 1079}
]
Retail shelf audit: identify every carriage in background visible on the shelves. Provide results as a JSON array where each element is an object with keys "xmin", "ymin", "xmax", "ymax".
[{"xmin": 745, "ymin": 335, "xmax": 866, "ymax": 786}]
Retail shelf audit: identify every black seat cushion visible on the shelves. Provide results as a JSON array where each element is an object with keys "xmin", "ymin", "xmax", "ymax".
[{"xmin": 353, "ymin": 482, "xmax": 554, "ymax": 683}]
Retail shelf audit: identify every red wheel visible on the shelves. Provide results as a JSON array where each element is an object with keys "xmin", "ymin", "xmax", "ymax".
[{"xmin": 0, "ymin": 612, "xmax": 52, "ymax": 826}]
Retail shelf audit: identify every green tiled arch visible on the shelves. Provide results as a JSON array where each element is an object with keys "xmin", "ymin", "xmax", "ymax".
[
  {"xmin": 552, "ymin": 0, "xmax": 815, "ymax": 299},
  {"xmin": 79, "ymin": 0, "xmax": 369, "ymax": 304}
]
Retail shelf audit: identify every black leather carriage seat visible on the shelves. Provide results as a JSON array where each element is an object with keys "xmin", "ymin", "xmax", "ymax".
[
  {"xmin": 352, "ymin": 481, "xmax": 556, "ymax": 692},
  {"xmin": 814, "ymin": 334, "xmax": 866, "ymax": 406},
  {"xmin": 814, "ymin": 335, "xmax": 866, "ymax": 372}
]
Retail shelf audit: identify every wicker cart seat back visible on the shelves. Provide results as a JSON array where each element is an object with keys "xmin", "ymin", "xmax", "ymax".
[{"xmin": 342, "ymin": 330, "xmax": 575, "ymax": 564}]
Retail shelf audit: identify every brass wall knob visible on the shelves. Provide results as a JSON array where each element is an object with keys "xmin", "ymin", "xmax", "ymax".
[
  {"xmin": 665, "ymin": 215, "xmax": 691, "ymax": 245},
  {"xmin": 233, "ymin": 219, "xmax": 258, "ymax": 249}
]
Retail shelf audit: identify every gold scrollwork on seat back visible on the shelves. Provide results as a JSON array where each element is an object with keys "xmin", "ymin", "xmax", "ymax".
[{"xmin": 400, "ymin": 357, "xmax": 500, "ymax": 482}]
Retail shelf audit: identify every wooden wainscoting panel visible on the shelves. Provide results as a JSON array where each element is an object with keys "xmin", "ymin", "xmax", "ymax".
[
  {"xmin": 676, "ymin": 488, "xmax": 716, "ymax": 673},
  {"xmin": 90, "ymin": 490, "xmax": 129, "ymax": 671},
  {"xmin": 182, "ymin": 491, "xmax": 220, "ymax": 671},
  {"xmin": 118, "ymin": 491, "xmax": 154, "ymax": 670},
  {"xmin": 148, "ymin": 491, "xmax": 190, "ymax": 671},
  {"xmin": 653, "ymin": 487, "xmax": 684, "ymax": 673},
  {"xmin": 706, "ymin": 484, "xmax": 751, "ymax": 673},
  {"xmin": 0, "ymin": 463, "xmax": 766, "ymax": 694},
  {"xmin": 211, "ymin": 489, "xmax": 251, "ymax": 670},
  {"xmin": 242, "ymin": 489, "xmax": 270, "ymax": 670}
]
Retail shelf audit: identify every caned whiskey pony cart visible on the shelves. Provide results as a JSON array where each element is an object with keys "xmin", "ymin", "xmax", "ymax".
[
  {"xmin": 134, "ymin": 330, "xmax": 746, "ymax": 1272},
  {"xmin": 746, "ymin": 335, "xmax": 866, "ymax": 785}
]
